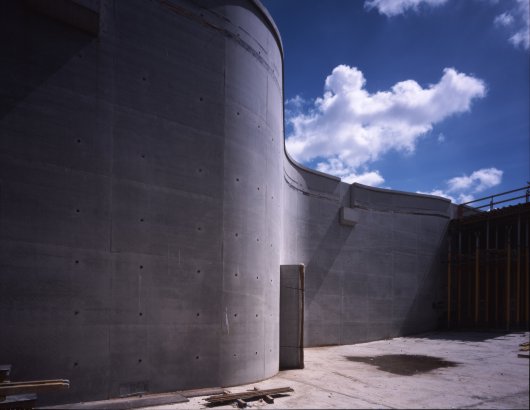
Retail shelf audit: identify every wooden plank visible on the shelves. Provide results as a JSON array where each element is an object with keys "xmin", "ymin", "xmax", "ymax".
[
  {"xmin": 179, "ymin": 387, "xmax": 225, "ymax": 398},
  {"xmin": 1, "ymin": 379, "xmax": 69, "ymax": 387},
  {"xmin": 263, "ymin": 395, "xmax": 274, "ymax": 404},
  {"xmin": 205, "ymin": 387, "xmax": 293, "ymax": 403},
  {"xmin": 0, "ymin": 380, "xmax": 69, "ymax": 396}
]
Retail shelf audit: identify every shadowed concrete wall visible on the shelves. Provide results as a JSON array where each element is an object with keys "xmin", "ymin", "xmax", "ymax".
[
  {"xmin": 281, "ymin": 155, "xmax": 453, "ymax": 346},
  {"xmin": 0, "ymin": 0, "xmax": 283, "ymax": 403}
]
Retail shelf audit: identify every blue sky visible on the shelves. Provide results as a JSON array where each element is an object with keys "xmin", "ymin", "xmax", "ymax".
[{"xmin": 262, "ymin": 0, "xmax": 529, "ymax": 204}]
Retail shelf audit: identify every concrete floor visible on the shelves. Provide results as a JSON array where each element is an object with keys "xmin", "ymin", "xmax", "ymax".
[{"xmin": 142, "ymin": 331, "xmax": 529, "ymax": 409}]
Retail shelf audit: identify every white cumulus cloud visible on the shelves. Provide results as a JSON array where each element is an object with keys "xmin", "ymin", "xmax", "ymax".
[
  {"xmin": 364, "ymin": 0, "xmax": 449, "ymax": 16},
  {"xmin": 494, "ymin": 0, "xmax": 530, "ymax": 50},
  {"xmin": 418, "ymin": 167, "xmax": 503, "ymax": 203},
  {"xmin": 447, "ymin": 167, "xmax": 503, "ymax": 193},
  {"xmin": 316, "ymin": 159, "xmax": 385, "ymax": 185},
  {"xmin": 285, "ymin": 65, "xmax": 486, "ymax": 186}
]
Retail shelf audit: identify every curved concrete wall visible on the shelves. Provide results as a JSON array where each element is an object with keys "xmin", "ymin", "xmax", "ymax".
[
  {"xmin": 0, "ymin": 0, "xmax": 454, "ymax": 405},
  {"xmin": 0, "ymin": 0, "xmax": 283, "ymax": 403},
  {"xmin": 281, "ymin": 157, "xmax": 453, "ymax": 346}
]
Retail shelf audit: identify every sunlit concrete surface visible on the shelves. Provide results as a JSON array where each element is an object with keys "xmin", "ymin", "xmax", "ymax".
[{"xmin": 143, "ymin": 331, "xmax": 529, "ymax": 409}]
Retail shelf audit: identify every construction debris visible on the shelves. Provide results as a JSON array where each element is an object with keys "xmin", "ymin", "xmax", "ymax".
[
  {"xmin": 518, "ymin": 341, "xmax": 530, "ymax": 358},
  {"xmin": 0, "ymin": 364, "xmax": 69, "ymax": 409},
  {"xmin": 0, "ymin": 379, "xmax": 70, "ymax": 396},
  {"xmin": 205, "ymin": 386, "xmax": 293, "ymax": 408}
]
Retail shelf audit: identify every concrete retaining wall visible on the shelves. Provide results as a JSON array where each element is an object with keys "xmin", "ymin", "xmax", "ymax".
[
  {"xmin": 0, "ymin": 0, "xmax": 283, "ymax": 403},
  {"xmin": 0, "ymin": 0, "xmax": 452, "ymax": 405},
  {"xmin": 281, "ymin": 156, "xmax": 452, "ymax": 346}
]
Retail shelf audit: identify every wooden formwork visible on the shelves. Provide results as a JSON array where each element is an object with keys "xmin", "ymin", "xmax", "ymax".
[{"xmin": 446, "ymin": 202, "xmax": 530, "ymax": 330}]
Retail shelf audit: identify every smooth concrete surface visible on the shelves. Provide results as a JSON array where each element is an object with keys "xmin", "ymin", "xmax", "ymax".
[
  {"xmin": 281, "ymin": 160, "xmax": 453, "ymax": 347},
  {"xmin": 143, "ymin": 331, "xmax": 530, "ymax": 409},
  {"xmin": 1, "ymin": 0, "xmax": 283, "ymax": 404}
]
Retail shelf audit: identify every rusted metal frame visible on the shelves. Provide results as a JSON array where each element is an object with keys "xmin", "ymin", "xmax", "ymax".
[
  {"xmin": 485, "ymin": 220, "xmax": 490, "ymax": 325},
  {"xmin": 495, "ymin": 225, "xmax": 499, "ymax": 327},
  {"xmin": 473, "ymin": 194, "xmax": 529, "ymax": 210},
  {"xmin": 475, "ymin": 231, "xmax": 480, "ymax": 326},
  {"xmin": 516, "ymin": 216, "xmax": 521, "ymax": 325},
  {"xmin": 506, "ymin": 226, "xmax": 512, "ymax": 330},
  {"xmin": 461, "ymin": 185, "xmax": 530, "ymax": 207},
  {"xmin": 458, "ymin": 203, "xmax": 530, "ymax": 226},
  {"xmin": 447, "ymin": 235, "xmax": 452, "ymax": 328},
  {"xmin": 524, "ymin": 218, "xmax": 530, "ymax": 326},
  {"xmin": 458, "ymin": 230, "xmax": 462, "ymax": 324},
  {"xmin": 467, "ymin": 233, "xmax": 472, "ymax": 322}
]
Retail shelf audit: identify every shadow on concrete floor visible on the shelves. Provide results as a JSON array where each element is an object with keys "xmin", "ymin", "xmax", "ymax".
[
  {"xmin": 409, "ymin": 330, "xmax": 520, "ymax": 342},
  {"xmin": 344, "ymin": 354, "xmax": 459, "ymax": 376}
]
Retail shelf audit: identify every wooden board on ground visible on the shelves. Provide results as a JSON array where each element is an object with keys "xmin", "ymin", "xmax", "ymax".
[
  {"xmin": 179, "ymin": 387, "xmax": 226, "ymax": 398},
  {"xmin": 0, "ymin": 380, "xmax": 69, "ymax": 396},
  {"xmin": 205, "ymin": 386, "xmax": 293, "ymax": 406}
]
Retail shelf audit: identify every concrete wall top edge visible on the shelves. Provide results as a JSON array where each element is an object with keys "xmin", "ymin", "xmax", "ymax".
[
  {"xmin": 250, "ymin": 0, "xmax": 283, "ymax": 56},
  {"xmin": 352, "ymin": 182, "xmax": 452, "ymax": 204},
  {"xmin": 256, "ymin": 0, "xmax": 451, "ymax": 212},
  {"xmin": 255, "ymin": 0, "xmax": 341, "ymax": 187},
  {"xmin": 284, "ymin": 150, "xmax": 341, "ymax": 183},
  {"xmin": 350, "ymin": 182, "xmax": 453, "ymax": 217}
]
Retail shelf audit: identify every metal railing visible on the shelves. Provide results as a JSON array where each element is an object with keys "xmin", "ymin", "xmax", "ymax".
[{"xmin": 457, "ymin": 184, "xmax": 530, "ymax": 218}]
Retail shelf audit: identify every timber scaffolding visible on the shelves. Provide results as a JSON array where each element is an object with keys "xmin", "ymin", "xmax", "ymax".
[{"xmin": 446, "ymin": 185, "xmax": 530, "ymax": 330}]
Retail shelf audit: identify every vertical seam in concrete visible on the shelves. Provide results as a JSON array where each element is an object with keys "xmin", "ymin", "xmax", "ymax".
[
  {"xmin": 105, "ymin": 0, "xmax": 117, "ymax": 399},
  {"xmin": 263, "ymin": 180, "xmax": 268, "ymax": 377},
  {"xmin": 263, "ymin": 84, "xmax": 269, "ymax": 376},
  {"xmin": 219, "ymin": 59, "xmax": 227, "ymax": 384}
]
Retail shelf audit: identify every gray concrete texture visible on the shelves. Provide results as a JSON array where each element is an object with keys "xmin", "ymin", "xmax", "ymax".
[
  {"xmin": 0, "ymin": 0, "xmax": 454, "ymax": 405},
  {"xmin": 281, "ymin": 159, "xmax": 452, "ymax": 346},
  {"xmin": 148, "ymin": 331, "xmax": 530, "ymax": 409}
]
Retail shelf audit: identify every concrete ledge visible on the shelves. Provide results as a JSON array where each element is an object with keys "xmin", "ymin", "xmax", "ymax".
[
  {"xmin": 351, "ymin": 182, "xmax": 452, "ymax": 215},
  {"xmin": 283, "ymin": 151, "xmax": 341, "ymax": 182},
  {"xmin": 339, "ymin": 207, "xmax": 358, "ymax": 226}
]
